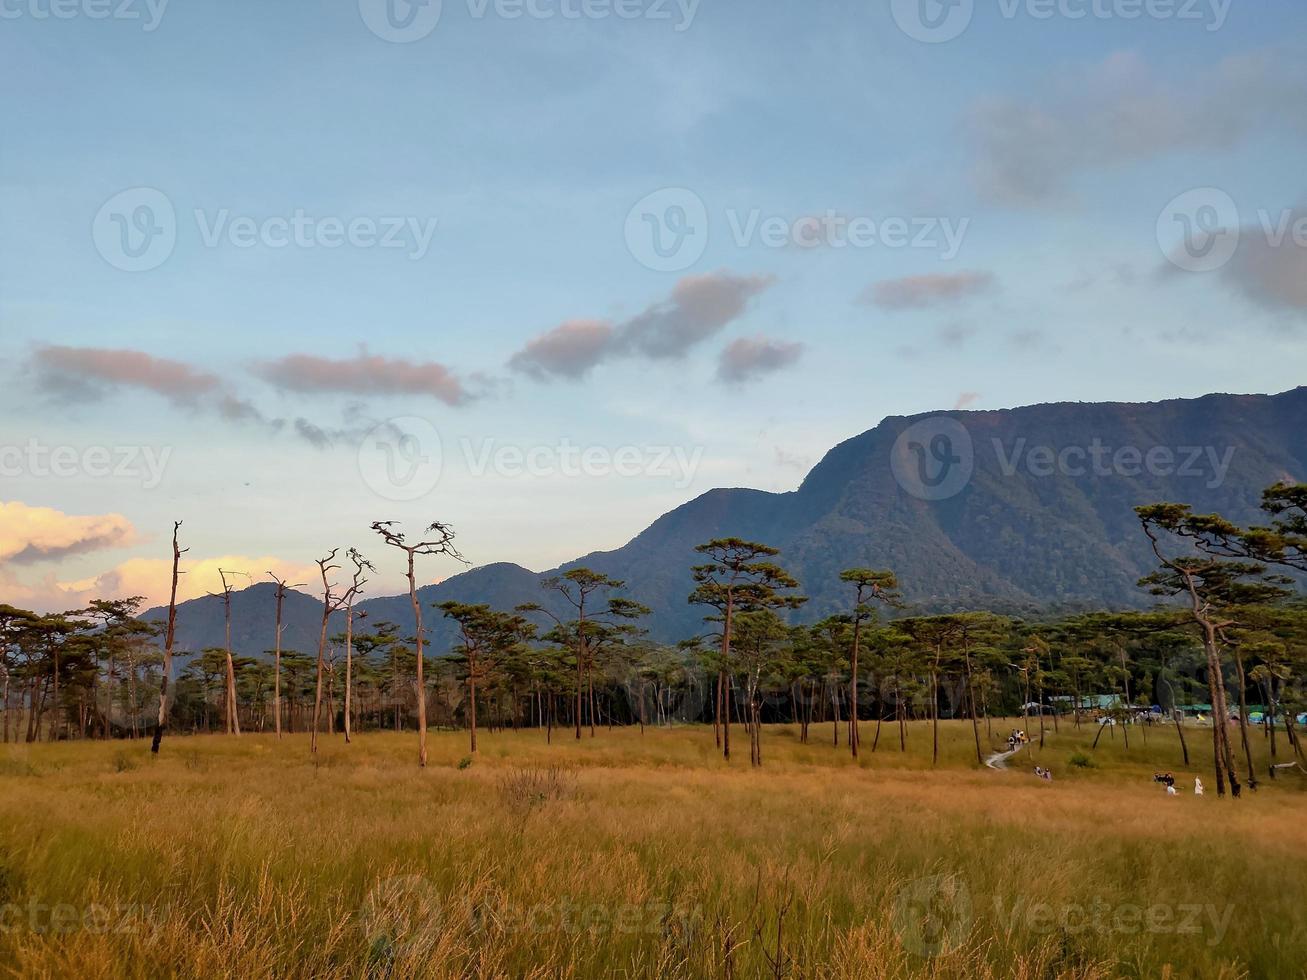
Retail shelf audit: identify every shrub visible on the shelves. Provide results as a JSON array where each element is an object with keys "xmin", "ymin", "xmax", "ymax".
[
  {"xmin": 456, "ymin": 756, "xmax": 473, "ymax": 770},
  {"xmin": 1069, "ymin": 752, "xmax": 1095, "ymax": 769},
  {"xmin": 497, "ymin": 766, "xmax": 576, "ymax": 812}
]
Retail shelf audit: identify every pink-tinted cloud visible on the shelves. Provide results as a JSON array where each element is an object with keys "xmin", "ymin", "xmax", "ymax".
[
  {"xmin": 862, "ymin": 271, "xmax": 995, "ymax": 310},
  {"xmin": 716, "ymin": 336, "xmax": 804, "ymax": 383},
  {"xmin": 0, "ymin": 501, "xmax": 135, "ymax": 565},
  {"xmin": 507, "ymin": 320, "xmax": 615, "ymax": 380},
  {"xmin": 954, "ymin": 391, "xmax": 982, "ymax": 410},
  {"xmin": 510, "ymin": 271, "xmax": 776, "ymax": 381},
  {"xmin": 5, "ymin": 554, "xmax": 319, "ymax": 614},
  {"xmin": 968, "ymin": 50, "xmax": 1307, "ymax": 207},
  {"xmin": 256, "ymin": 352, "xmax": 469, "ymax": 405},
  {"xmin": 34, "ymin": 346, "xmax": 221, "ymax": 405},
  {"xmin": 619, "ymin": 272, "xmax": 776, "ymax": 359},
  {"xmin": 1221, "ymin": 207, "xmax": 1307, "ymax": 313}
]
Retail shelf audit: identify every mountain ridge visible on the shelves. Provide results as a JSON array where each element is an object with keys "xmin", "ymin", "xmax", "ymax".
[{"xmin": 145, "ymin": 386, "xmax": 1307, "ymax": 654}]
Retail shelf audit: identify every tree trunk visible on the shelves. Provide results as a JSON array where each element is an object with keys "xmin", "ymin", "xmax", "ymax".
[
  {"xmin": 1232, "ymin": 649, "xmax": 1258, "ymax": 791},
  {"xmin": 930, "ymin": 669, "xmax": 939, "ymax": 766},
  {"xmin": 151, "ymin": 526, "xmax": 184, "ymax": 753},
  {"xmin": 721, "ymin": 597, "xmax": 734, "ymax": 762},
  {"xmin": 273, "ymin": 584, "xmax": 285, "ymax": 739},
  {"xmin": 344, "ymin": 605, "xmax": 354, "ymax": 745},
  {"xmin": 310, "ymin": 610, "xmax": 330, "ymax": 755},
  {"xmin": 408, "ymin": 553, "xmax": 428, "ymax": 767},
  {"xmin": 849, "ymin": 607, "xmax": 862, "ymax": 758},
  {"xmin": 964, "ymin": 649, "xmax": 982, "ymax": 766},
  {"xmin": 468, "ymin": 663, "xmax": 478, "ymax": 753}
]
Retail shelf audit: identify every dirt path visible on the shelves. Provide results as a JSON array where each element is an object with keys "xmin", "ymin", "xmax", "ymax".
[{"xmin": 984, "ymin": 746, "xmax": 1023, "ymax": 770}]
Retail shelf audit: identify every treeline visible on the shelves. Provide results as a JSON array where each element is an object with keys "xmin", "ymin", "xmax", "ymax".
[{"xmin": 2, "ymin": 485, "xmax": 1304, "ymax": 797}]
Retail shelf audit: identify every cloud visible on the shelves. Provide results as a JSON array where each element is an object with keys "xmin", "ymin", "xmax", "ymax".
[
  {"xmin": 969, "ymin": 50, "xmax": 1307, "ymax": 207},
  {"xmin": 774, "ymin": 447, "xmax": 811, "ymax": 472},
  {"xmin": 218, "ymin": 394, "xmax": 276, "ymax": 424},
  {"xmin": 0, "ymin": 501, "xmax": 135, "ymax": 565},
  {"xmin": 509, "ymin": 271, "xmax": 776, "ymax": 381},
  {"xmin": 618, "ymin": 273, "xmax": 776, "ymax": 359},
  {"xmin": 1220, "ymin": 208, "xmax": 1307, "ymax": 313},
  {"xmin": 936, "ymin": 322, "xmax": 977, "ymax": 345},
  {"xmin": 3, "ymin": 554, "xmax": 321, "ymax": 614},
  {"xmin": 507, "ymin": 320, "xmax": 615, "ymax": 380},
  {"xmin": 1008, "ymin": 328, "xmax": 1053, "ymax": 350},
  {"xmin": 66, "ymin": 555, "xmax": 319, "ymax": 609},
  {"xmin": 1065, "ymin": 264, "xmax": 1139, "ymax": 293},
  {"xmin": 256, "ymin": 351, "xmax": 469, "ymax": 405},
  {"xmin": 25, "ymin": 346, "xmax": 424, "ymax": 450},
  {"xmin": 862, "ymin": 272, "xmax": 995, "ymax": 310},
  {"xmin": 716, "ymin": 336, "xmax": 804, "ymax": 383},
  {"xmin": 33, "ymin": 346, "xmax": 221, "ymax": 406},
  {"xmin": 953, "ymin": 392, "xmax": 981, "ymax": 410}
]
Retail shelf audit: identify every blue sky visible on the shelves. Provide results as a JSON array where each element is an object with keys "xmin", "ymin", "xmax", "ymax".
[{"xmin": 2, "ymin": 0, "xmax": 1305, "ymax": 608}]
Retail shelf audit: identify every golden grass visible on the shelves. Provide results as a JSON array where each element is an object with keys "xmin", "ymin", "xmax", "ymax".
[{"xmin": 0, "ymin": 721, "xmax": 1303, "ymax": 979}]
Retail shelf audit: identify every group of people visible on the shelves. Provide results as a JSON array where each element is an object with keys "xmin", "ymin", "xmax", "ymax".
[
  {"xmin": 1153, "ymin": 772, "xmax": 1204, "ymax": 796},
  {"xmin": 1006, "ymin": 729, "xmax": 1029, "ymax": 752},
  {"xmin": 1033, "ymin": 766, "xmax": 1053, "ymax": 781}
]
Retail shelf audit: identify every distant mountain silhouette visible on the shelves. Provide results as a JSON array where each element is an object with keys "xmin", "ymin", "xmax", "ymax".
[{"xmin": 146, "ymin": 387, "xmax": 1307, "ymax": 655}]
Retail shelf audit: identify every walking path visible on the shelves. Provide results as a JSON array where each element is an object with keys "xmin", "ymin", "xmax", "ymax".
[{"xmin": 984, "ymin": 746, "xmax": 1023, "ymax": 769}]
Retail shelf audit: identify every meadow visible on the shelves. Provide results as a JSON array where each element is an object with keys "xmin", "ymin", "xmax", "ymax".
[{"xmin": 0, "ymin": 721, "xmax": 1303, "ymax": 979}]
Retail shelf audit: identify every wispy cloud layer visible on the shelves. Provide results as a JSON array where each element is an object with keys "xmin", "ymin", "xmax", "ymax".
[
  {"xmin": 968, "ymin": 50, "xmax": 1307, "ymax": 207},
  {"xmin": 0, "ymin": 501, "xmax": 135, "ymax": 565},
  {"xmin": 33, "ymin": 346, "xmax": 221, "ymax": 406},
  {"xmin": 27, "ymin": 346, "xmax": 425, "ymax": 449},
  {"xmin": 509, "ymin": 272, "xmax": 775, "ymax": 381},
  {"xmin": 508, "ymin": 320, "xmax": 615, "ymax": 380},
  {"xmin": 716, "ymin": 336, "xmax": 804, "ymax": 383},
  {"xmin": 862, "ymin": 272, "xmax": 995, "ymax": 310},
  {"xmin": 1221, "ymin": 207, "xmax": 1307, "ymax": 314},
  {"xmin": 255, "ymin": 351, "xmax": 469, "ymax": 405}
]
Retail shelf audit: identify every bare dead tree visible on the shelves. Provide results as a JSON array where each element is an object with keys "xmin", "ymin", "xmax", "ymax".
[
  {"xmin": 150, "ymin": 522, "xmax": 187, "ymax": 754},
  {"xmin": 343, "ymin": 548, "xmax": 375, "ymax": 745},
  {"xmin": 268, "ymin": 572, "xmax": 305, "ymax": 739},
  {"xmin": 370, "ymin": 521, "xmax": 467, "ymax": 767},
  {"xmin": 310, "ymin": 551, "xmax": 347, "ymax": 754},
  {"xmin": 207, "ymin": 568, "xmax": 248, "ymax": 736}
]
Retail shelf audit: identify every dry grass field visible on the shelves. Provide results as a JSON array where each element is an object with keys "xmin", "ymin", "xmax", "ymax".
[{"xmin": 1, "ymin": 721, "xmax": 1304, "ymax": 979}]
